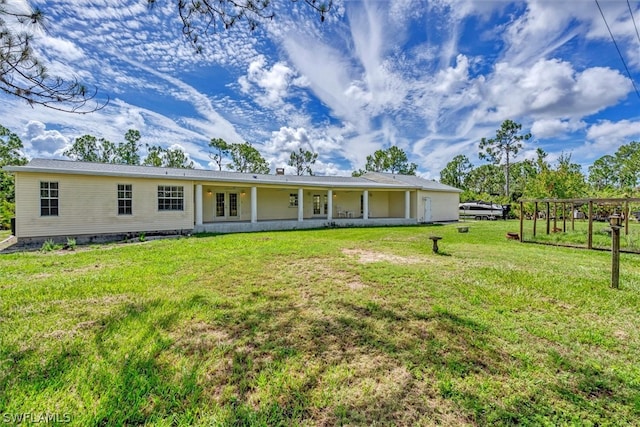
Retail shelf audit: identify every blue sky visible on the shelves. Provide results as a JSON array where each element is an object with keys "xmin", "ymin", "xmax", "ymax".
[{"xmin": 3, "ymin": 0, "xmax": 640, "ymax": 178}]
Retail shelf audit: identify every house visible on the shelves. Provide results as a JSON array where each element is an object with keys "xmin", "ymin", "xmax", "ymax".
[{"xmin": 4, "ymin": 159, "xmax": 461, "ymax": 245}]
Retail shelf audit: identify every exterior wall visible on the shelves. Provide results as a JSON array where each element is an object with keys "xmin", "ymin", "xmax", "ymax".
[
  {"xmin": 14, "ymin": 172, "xmax": 194, "ymax": 239},
  {"xmin": 388, "ymin": 191, "xmax": 405, "ymax": 218},
  {"xmin": 333, "ymin": 190, "xmax": 362, "ymax": 217},
  {"xmin": 11, "ymin": 167, "xmax": 460, "ymax": 241},
  {"xmin": 416, "ymin": 190, "xmax": 460, "ymax": 222},
  {"xmin": 256, "ymin": 188, "xmax": 299, "ymax": 220},
  {"xmin": 202, "ymin": 185, "xmax": 251, "ymax": 222},
  {"xmin": 368, "ymin": 191, "xmax": 389, "ymax": 218}
]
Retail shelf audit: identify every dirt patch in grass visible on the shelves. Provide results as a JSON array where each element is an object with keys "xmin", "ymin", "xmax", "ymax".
[
  {"xmin": 342, "ymin": 248, "xmax": 426, "ymax": 265},
  {"xmin": 170, "ymin": 321, "xmax": 233, "ymax": 356},
  {"xmin": 285, "ymin": 257, "xmax": 368, "ymax": 291}
]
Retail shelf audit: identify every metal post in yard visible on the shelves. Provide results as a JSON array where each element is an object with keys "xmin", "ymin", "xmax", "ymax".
[{"xmin": 610, "ymin": 214, "xmax": 622, "ymax": 289}]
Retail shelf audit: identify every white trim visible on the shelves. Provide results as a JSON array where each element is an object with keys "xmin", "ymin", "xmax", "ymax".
[
  {"xmin": 363, "ymin": 190, "xmax": 369, "ymax": 220},
  {"xmin": 251, "ymin": 187, "xmax": 257, "ymax": 223},
  {"xmin": 195, "ymin": 184, "xmax": 203, "ymax": 225},
  {"xmin": 297, "ymin": 188, "xmax": 304, "ymax": 222},
  {"xmin": 405, "ymin": 190, "xmax": 410, "ymax": 220}
]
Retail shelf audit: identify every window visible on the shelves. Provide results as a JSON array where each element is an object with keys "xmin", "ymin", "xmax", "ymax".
[
  {"xmin": 313, "ymin": 195, "xmax": 321, "ymax": 215},
  {"xmin": 216, "ymin": 193, "xmax": 225, "ymax": 217},
  {"xmin": 229, "ymin": 193, "xmax": 238, "ymax": 217},
  {"xmin": 158, "ymin": 185, "xmax": 184, "ymax": 211},
  {"xmin": 40, "ymin": 182, "xmax": 59, "ymax": 216},
  {"xmin": 118, "ymin": 184, "xmax": 132, "ymax": 215},
  {"xmin": 289, "ymin": 193, "xmax": 298, "ymax": 207}
]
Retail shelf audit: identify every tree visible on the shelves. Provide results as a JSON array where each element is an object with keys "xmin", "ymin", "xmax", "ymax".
[
  {"xmin": 64, "ymin": 130, "xmax": 141, "ymax": 164},
  {"xmin": 479, "ymin": 119, "xmax": 531, "ymax": 198},
  {"xmin": 0, "ymin": 3, "xmax": 105, "ymax": 112},
  {"xmin": 143, "ymin": 144, "xmax": 194, "ymax": 169},
  {"xmin": 228, "ymin": 142, "xmax": 270, "ymax": 174},
  {"xmin": 588, "ymin": 155, "xmax": 617, "ymax": 191},
  {"xmin": 352, "ymin": 146, "xmax": 417, "ymax": 176},
  {"xmin": 148, "ymin": 0, "xmax": 333, "ymax": 53},
  {"xmin": 464, "ymin": 164, "xmax": 504, "ymax": 196},
  {"xmin": 288, "ymin": 148, "xmax": 318, "ymax": 176},
  {"xmin": 439, "ymin": 155, "xmax": 472, "ymax": 189},
  {"xmin": 117, "ymin": 129, "xmax": 141, "ymax": 165},
  {"xmin": 615, "ymin": 141, "xmax": 640, "ymax": 189},
  {"xmin": 525, "ymin": 153, "xmax": 586, "ymax": 200},
  {"xmin": 208, "ymin": 137, "xmax": 230, "ymax": 171},
  {"xmin": 63, "ymin": 135, "xmax": 117, "ymax": 163},
  {"xmin": 0, "ymin": 124, "xmax": 27, "ymax": 228},
  {"xmin": 163, "ymin": 146, "xmax": 194, "ymax": 169},
  {"xmin": 143, "ymin": 145, "xmax": 164, "ymax": 167}
]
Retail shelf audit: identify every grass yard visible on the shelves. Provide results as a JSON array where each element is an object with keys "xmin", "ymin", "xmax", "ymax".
[{"xmin": 1, "ymin": 221, "xmax": 640, "ymax": 425}]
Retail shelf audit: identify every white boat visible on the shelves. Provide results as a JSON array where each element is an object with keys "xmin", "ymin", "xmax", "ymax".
[{"xmin": 459, "ymin": 201, "xmax": 503, "ymax": 220}]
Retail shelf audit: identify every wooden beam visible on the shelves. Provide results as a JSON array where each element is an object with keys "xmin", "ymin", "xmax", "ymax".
[
  {"xmin": 625, "ymin": 201, "xmax": 630, "ymax": 236},
  {"xmin": 519, "ymin": 201, "xmax": 524, "ymax": 242},
  {"xmin": 533, "ymin": 201, "xmax": 538, "ymax": 237},
  {"xmin": 571, "ymin": 202, "xmax": 575, "ymax": 231},
  {"xmin": 546, "ymin": 202, "xmax": 551, "ymax": 235},
  {"xmin": 588, "ymin": 200, "xmax": 593, "ymax": 250}
]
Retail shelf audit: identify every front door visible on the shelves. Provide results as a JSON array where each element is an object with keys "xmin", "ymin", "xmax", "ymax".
[
  {"xmin": 215, "ymin": 192, "xmax": 239, "ymax": 219},
  {"xmin": 313, "ymin": 195, "xmax": 321, "ymax": 216},
  {"xmin": 423, "ymin": 197, "xmax": 432, "ymax": 223}
]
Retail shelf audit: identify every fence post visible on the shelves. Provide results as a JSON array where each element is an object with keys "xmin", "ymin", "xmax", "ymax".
[
  {"xmin": 533, "ymin": 202, "xmax": 538, "ymax": 237},
  {"xmin": 588, "ymin": 200, "xmax": 593, "ymax": 250},
  {"xmin": 625, "ymin": 201, "xmax": 630, "ymax": 236},
  {"xmin": 546, "ymin": 202, "xmax": 551, "ymax": 235},
  {"xmin": 571, "ymin": 202, "xmax": 575, "ymax": 231},
  {"xmin": 519, "ymin": 201, "xmax": 524, "ymax": 242}
]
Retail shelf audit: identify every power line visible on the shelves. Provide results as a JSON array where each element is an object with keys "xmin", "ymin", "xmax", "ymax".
[
  {"xmin": 595, "ymin": 0, "xmax": 640, "ymax": 100},
  {"xmin": 627, "ymin": 0, "xmax": 640, "ymax": 47}
]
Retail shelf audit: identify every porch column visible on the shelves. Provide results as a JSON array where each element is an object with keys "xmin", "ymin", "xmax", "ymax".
[
  {"xmin": 363, "ymin": 190, "xmax": 369, "ymax": 220},
  {"xmin": 298, "ymin": 188, "xmax": 304, "ymax": 221},
  {"xmin": 251, "ymin": 187, "xmax": 257, "ymax": 223},
  {"xmin": 195, "ymin": 184, "xmax": 203, "ymax": 226},
  {"xmin": 327, "ymin": 190, "xmax": 333, "ymax": 220},
  {"xmin": 404, "ymin": 190, "xmax": 411, "ymax": 219}
]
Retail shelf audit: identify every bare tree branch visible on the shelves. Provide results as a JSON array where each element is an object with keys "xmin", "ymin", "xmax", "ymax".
[
  {"xmin": 147, "ymin": 0, "xmax": 333, "ymax": 52},
  {"xmin": 0, "ymin": 1, "xmax": 107, "ymax": 113}
]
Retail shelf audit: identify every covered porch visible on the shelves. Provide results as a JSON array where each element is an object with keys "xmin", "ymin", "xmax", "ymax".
[{"xmin": 193, "ymin": 183, "xmax": 417, "ymax": 233}]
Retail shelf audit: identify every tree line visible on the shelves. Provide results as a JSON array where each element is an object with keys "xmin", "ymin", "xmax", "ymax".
[{"xmin": 440, "ymin": 119, "xmax": 640, "ymax": 209}]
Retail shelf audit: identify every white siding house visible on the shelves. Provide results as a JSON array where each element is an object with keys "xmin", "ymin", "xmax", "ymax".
[{"xmin": 5, "ymin": 159, "xmax": 462, "ymax": 244}]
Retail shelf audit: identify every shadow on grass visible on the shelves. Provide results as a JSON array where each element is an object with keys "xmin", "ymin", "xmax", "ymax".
[{"xmin": 9, "ymin": 291, "xmax": 638, "ymax": 425}]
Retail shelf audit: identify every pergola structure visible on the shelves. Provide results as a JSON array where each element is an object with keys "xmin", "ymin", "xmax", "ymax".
[{"xmin": 517, "ymin": 197, "xmax": 640, "ymax": 249}]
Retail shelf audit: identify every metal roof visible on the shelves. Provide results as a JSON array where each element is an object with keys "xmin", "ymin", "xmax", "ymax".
[
  {"xmin": 5, "ymin": 158, "xmax": 461, "ymax": 192},
  {"xmin": 362, "ymin": 172, "xmax": 463, "ymax": 193}
]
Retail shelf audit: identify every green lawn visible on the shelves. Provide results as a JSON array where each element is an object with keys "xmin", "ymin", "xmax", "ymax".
[{"xmin": 1, "ymin": 221, "xmax": 639, "ymax": 425}]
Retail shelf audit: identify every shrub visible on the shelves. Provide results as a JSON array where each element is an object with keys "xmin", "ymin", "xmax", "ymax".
[
  {"xmin": 41, "ymin": 239, "xmax": 57, "ymax": 252},
  {"xmin": 65, "ymin": 237, "xmax": 76, "ymax": 250}
]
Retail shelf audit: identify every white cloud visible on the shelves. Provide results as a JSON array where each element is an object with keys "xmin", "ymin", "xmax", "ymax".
[
  {"xmin": 531, "ymin": 119, "xmax": 586, "ymax": 139},
  {"xmin": 238, "ymin": 56, "xmax": 297, "ymax": 107},
  {"xmin": 21, "ymin": 121, "xmax": 70, "ymax": 159},
  {"xmin": 476, "ymin": 59, "xmax": 632, "ymax": 123},
  {"xmin": 586, "ymin": 119, "xmax": 640, "ymax": 150}
]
